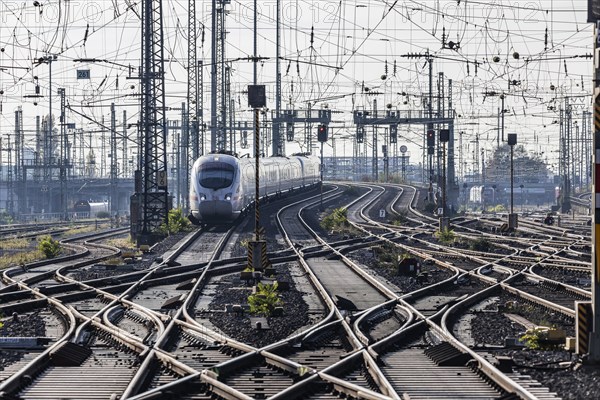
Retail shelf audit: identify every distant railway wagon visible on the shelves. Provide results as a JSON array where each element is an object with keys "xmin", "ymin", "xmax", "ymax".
[{"xmin": 73, "ymin": 200, "xmax": 109, "ymax": 217}]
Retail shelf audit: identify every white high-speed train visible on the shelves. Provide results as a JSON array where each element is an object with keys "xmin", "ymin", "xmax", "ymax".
[{"xmin": 189, "ymin": 153, "xmax": 320, "ymax": 224}]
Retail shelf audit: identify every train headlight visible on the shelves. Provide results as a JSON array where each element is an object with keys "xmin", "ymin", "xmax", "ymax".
[
  {"xmin": 200, "ymin": 194, "xmax": 206, "ymax": 201},
  {"xmin": 225, "ymin": 193, "xmax": 232, "ymax": 201}
]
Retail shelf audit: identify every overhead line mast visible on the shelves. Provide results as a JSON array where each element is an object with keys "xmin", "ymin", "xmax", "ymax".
[
  {"xmin": 185, "ymin": 0, "xmax": 200, "ymax": 211},
  {"xmin": 136, "ymin": 0, "xmax": 169, "ymax": 245}
]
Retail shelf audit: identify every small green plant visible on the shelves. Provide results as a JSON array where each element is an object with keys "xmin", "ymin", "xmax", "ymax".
[
  {"xmin": 38, "ymin": 235, "xmax": 61, "ymax": 259},
  {"xmin": 160, "ymin": 208, "xmax": 192, "ymax": 235},
  {"xmin": 520, "ymin": 327, "xmax": 558, "ymax": 350},
  {"xmin": 248, "ymin": 282, "xmax": 282, "ymax": 316},
  {"xmin": 321, "ymin": 207, "xmax": 349, "ymax": 231},
  {"xmin": 434, "ymin": 228, "xmax": 455, "ymax": 243}
]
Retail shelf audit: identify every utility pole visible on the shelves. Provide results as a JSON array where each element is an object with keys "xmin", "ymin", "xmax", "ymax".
[
  {"xmin": 440, "ymin": 129, "xmax": 449, "ymax": 230},
  {"xmin": 427, "ymin": 52, "xmax": 434, "ymax": 203},
  {"xmin": 373, "ymin": 99, "xmax": 378, "ymax": 181},
  {"xmin": 481, "ymin": 148, "xmax": 486, "ymax": 212},
  {"xmin": 501, "ymin": 94, "xmax": 505, "ymax": 143},
  {"xmin": 6, "ymin": 135, "xmax": 13, "ymax": 217},
  {"xmin": 58, "ymin": 88, "xmax": 67, "ymax": 220},
  {"xmin": 14, "ymin": 108, "xmax": 24, "ymax": 216},
  {"xmin": 272, "ymin": 0, "xmax": 283, "ymax": 157},
  {"xmin": 122, "ymin": 110, "xmax": 128, "ymax": 177},
  {"xmin": 39, "ymin": 55, "xmax": 57, "ymax": 183},
  {"xmin": 110, "ymin": 103, "xmax": 118, "ymax": 215},
  {"xmin": 34, "ymin": 115, "xmax": 41, "ymax": 182},
  {"xmin": 507, "ymin": 133, "xmax": 518, "ymax": 230}
]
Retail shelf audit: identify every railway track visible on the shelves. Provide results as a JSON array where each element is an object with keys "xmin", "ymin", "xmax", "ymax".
[{"xmin": 0, "ymin": 182, "xmax": 596, "ymax": 399}]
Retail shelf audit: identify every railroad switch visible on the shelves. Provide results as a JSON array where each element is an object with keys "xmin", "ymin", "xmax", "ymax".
[{"xmin": 247, "ymin": 239, "xmax": 271, "ymax": 271}]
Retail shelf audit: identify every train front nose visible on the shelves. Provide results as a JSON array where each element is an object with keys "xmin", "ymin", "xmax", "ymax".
[{"xmin": 198, "ymin": 200, "xmax": 234, "ymax": 222}]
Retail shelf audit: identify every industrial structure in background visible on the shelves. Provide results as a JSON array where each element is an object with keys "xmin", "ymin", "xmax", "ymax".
[{"xmin": 0, "ymin": 1, "xmax": 591, "ymax": 241}]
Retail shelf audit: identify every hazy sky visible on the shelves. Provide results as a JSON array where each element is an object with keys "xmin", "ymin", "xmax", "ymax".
[{"xmin": 0, "ymin": 0, "xmax": 593, "ymax": 175}]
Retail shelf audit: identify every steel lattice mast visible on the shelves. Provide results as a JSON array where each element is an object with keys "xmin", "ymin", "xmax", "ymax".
[
  {"xmin": 137, "ymin": 0, "xmax": 168, "ymax": 244},
  {"xmin": 184, "ymin": 0, "xmax": 200, "ymax": 210},
  {"xmin": 211, "ymin": 0, "xmax": 229, "ymax": 152}
]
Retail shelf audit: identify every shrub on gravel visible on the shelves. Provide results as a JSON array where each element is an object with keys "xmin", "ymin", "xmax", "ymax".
[
  {"xmin": 248, "ymin": 282, "xmax": 282, "ymax": 316},
  {"xmin": 434, "ymin": 228, "xmax": 455, "ymax": 243},
  {"xmin": 520, "ymin": 327, "xmax": 561, "ymax": 350},
  {"xmin": 38, "ymin": 236, "xmax": 61, "ymax": 259},
  {"xmin": 160, "ymin": 208, "xmax": 191, "ymax": 235},
  {"xmin": 321, "ymin": 207, "xmax": 349, "ymax": 231}
]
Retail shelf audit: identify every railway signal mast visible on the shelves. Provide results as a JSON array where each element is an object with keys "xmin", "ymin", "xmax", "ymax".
[{"xmin": 247, "ymin": 85, "xmax": 270, "ymax": 271}]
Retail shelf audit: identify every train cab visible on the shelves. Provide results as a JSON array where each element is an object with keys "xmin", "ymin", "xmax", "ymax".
[{"xmin": 190, "ymin": 154, "xmax": 242, "ymax": 224}]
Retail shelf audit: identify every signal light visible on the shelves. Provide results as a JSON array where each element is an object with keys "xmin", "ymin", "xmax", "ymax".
[
  {"xmin": 317, "ymin": 124, "xmax": 328, "ymax": 142},
  {"xmin": 427, "ymin": 130, "xmax": 435, "ymax": 155}
]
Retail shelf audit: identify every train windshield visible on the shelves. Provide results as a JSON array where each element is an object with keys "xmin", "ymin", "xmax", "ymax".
[{"xmin": 198, "ymin": 162, "xmax": 235, "ymax": 189}]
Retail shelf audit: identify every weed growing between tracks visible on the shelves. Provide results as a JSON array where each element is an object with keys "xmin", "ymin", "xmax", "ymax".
[
  {"xmin": 320, "ymin": 207, "xmax": 360, "ymax": 238},
  {"xmin": 159, "ymin": 208, "xmax": 192, "ymax": 235},
  {"xmin": 207, "ymin": 262, "xmax": 310, "ymax": 348},
  {"xmin": 248, "ymin": 282, "xmax": 283, "ymax": 316},
  {"xmin": 38, "ymin": 236, "xmax": 61, "ymax": 258},
  {"xmin": 434, "ymin": 228, "xmax": 456, "ymax": 243}
]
